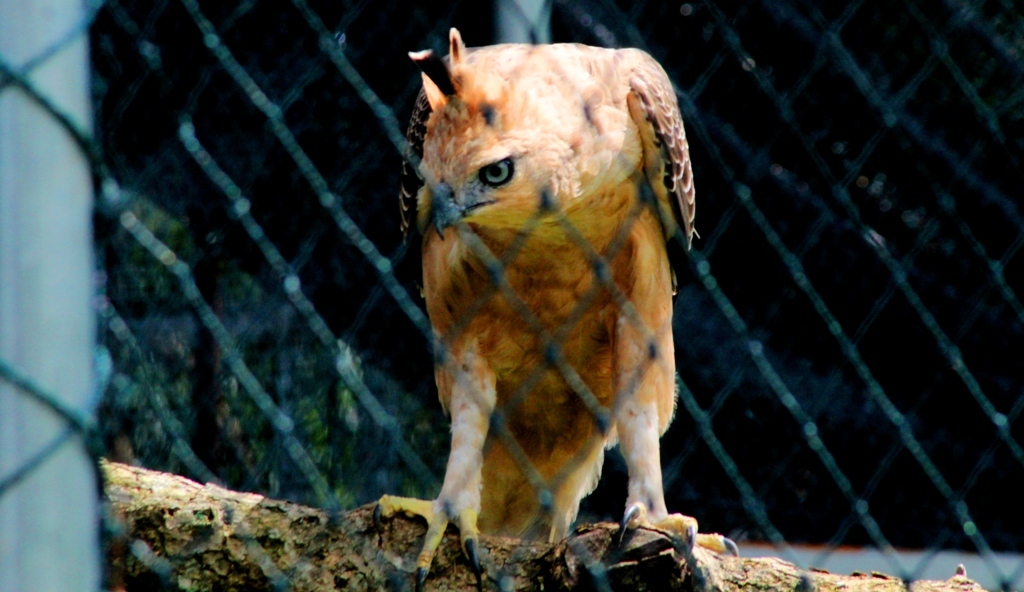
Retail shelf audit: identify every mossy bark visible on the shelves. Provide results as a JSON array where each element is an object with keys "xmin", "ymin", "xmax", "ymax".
[{"xmin": 102, "ymin": 461, "xmax": 984, "ymax": 592}]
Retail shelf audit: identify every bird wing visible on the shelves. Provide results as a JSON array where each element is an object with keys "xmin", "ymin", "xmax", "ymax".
[
  {"xmin": 399, "ymin": 88, "xmax": 430, "ymax": 236},
  {"xmin": 626, "ymin": 55, "xmax": 696, "ymax": 250}
]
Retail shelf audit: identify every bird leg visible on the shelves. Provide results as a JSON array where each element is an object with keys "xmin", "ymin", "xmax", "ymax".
[
  {"xmin": 374, "ymin": 349, "xmax": 494, "ymax": 590},
  {"xmin": 610, "ymin": 298, "xmax": 739, "ymax": 558},
  {"xmin": 613, "ymin": 397, "xmax": 738, "ymax": 556}
]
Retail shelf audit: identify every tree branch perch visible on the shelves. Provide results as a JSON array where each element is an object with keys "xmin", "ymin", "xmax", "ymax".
[{"xmin": 102, "ymin": 461, "xmax": 983, "ymax": 591}]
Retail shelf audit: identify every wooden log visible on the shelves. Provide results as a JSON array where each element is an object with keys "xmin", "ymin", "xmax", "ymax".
[{"xmin": 102, "ymin": 461, "xmax": 984, "ymax": 591}]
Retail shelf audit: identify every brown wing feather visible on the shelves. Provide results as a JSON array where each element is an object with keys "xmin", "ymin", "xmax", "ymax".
[
  {"xmin": 399, "ymin": 89, "xmax": 431, "ymax": 236},
  {"xmin": 628, "ymin": 59, "xmax": 696, "ymax": 249}
]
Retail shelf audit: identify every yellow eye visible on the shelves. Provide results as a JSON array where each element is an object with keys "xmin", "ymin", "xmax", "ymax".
[{"xmin": 479, "ymin": 158, "xmax": 514, "ymax": 187}]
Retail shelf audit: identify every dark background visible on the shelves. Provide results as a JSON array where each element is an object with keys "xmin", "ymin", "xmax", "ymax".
[{"xmin": 91, "ymin": 0, "xmax": 1024, "ymax": 564}]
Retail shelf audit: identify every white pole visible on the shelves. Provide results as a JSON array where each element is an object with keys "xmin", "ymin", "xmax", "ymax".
[
  {"xmin": 495, "ymin": 0, "xmax": 552, "ymax": 44},
  {"xmin": 0, "ymin": 0, "xmax": 99, "ymax": 589}
]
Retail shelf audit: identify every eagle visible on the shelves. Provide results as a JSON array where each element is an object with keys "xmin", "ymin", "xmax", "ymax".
[{"xmin": 377, "ymin": 28, "xmax": 736, "ymax": 589}]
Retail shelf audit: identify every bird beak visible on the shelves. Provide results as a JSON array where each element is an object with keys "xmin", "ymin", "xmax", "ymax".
[{"xmin": 430, "ymin": 182, "xmax": 461, "ymax": 238}]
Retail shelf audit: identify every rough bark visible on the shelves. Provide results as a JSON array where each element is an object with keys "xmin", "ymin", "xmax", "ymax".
[{"xmin": 102, "ymin": 461, "xmax": 984, "ymax": 592}]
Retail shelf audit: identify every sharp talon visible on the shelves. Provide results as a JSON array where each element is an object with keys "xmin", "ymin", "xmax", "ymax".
[
  {"xmin": 617, "ymin": 503, "xmax": 643, "ymax": 544},
  {"xmin": 373, "ymin": 503, "xmax": 383, "ymax": 530},
  {"xmin": 685, "ymin": 525, "xmax": 697, "ymax": 553},
  {"xmin": 625, "ymin": 503, "xmax": 643, "ymax": 524},
  {"xmin": 723, "ymin": 537, "xmax": 739, "ymax": 557},
  {"xmin": 465, "ymin": 538, "xmax": 482, "ymax": 590},
  {"xmin": 415, "ymin": 566, "xmax": 428, "ymax": 592},
  {"xmin": 616, "ymin": 516, "xmax": 630, "ymax": 545},
  {"xmin": 465, "ymin": 537, "xmax": 481, "ymax": 576}
]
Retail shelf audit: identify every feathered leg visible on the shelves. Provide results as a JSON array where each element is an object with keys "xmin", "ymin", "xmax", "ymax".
[{"xmin": 376, "ymin": 347, "xmax": 495, "ymax": 589}]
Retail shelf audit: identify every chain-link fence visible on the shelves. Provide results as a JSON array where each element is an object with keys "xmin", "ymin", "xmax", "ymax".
[{"xmin": 2, "ymin": 0, "xmax": 1023, "ymax": 589}]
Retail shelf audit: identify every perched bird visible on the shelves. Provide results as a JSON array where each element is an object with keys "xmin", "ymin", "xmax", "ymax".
[{"xmin": 377, "ymin": 28, "xmax": 736, "ymax": 587}]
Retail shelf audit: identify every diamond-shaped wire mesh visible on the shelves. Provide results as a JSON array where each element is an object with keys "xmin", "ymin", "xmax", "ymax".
[{"xmin": 2, "ymin": 0, "xmax": 1023, "ymax": 589}]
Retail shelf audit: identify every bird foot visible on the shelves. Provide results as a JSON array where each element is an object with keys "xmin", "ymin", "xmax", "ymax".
[
  {"xmin": 374, "ymin": 494, "xmax": 483, "ymax": 591},
  {"xmin": 617, "ymin": 502, "xmax": 739, "ymax": 556}
]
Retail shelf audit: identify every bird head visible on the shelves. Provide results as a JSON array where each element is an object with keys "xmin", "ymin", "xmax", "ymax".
[{"xmin": 409, "ymin": 29, "xmax": 580, "ymax": 239}]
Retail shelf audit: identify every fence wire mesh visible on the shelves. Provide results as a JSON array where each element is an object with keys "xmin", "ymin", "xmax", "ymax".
[{"xmin": 2, "ymin": 0, "xmax": 1024, "ymax": 589}]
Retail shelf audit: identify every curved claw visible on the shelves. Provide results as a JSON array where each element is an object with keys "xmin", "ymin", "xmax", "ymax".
[
  {"xmin": 372, "ymin": 503, "xmax": 383, "ymax": 530},
  {"xmin": 684, "ymin": 524, "xmax": 697, "ymax": 554},
  {"xmin": 465, "ymin": 537, "xmax": 482, "ymax": 590},
  {"xmin": 617, "ymin": 502, "xmax": 646, "ymax": 544},
  {"xmin": 694, "ymin": 532, "xmax": 741, "ymax": 556},
  {"xmin": 415, "ymin": 566, "xmax": 428, "ymax": 592},
  {"xmin": 723, "ymin": 537, "xmax": 740, "ymax": 557}
]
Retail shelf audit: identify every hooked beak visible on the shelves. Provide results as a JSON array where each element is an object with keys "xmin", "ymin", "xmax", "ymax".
[
  {"xmin": 430, "ymin": 182, "xmax": 461, "ymax": 238},
  {"xmin": 429, "ymin": 182, "xmax": 494, "ymax": 238}
]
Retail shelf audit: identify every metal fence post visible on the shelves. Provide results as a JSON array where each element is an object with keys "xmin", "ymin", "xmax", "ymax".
[
  {"xmin": 495, "ymin": 0, "xmax": 552, "ymax": 44},
  {"xmin": 0, "ymin": 0, "xmax": 99, "ymax": 590}
]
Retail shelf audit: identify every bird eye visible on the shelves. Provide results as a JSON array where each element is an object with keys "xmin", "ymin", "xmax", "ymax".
[{"xmin": 479, "ymin": 158, "xmax": 514, "ymax": 187}]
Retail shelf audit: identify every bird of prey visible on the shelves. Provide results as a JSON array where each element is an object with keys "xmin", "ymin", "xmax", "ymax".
[{"xmin": 377, "ymin": 27, "xmax": 736, "ymax": 588}]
